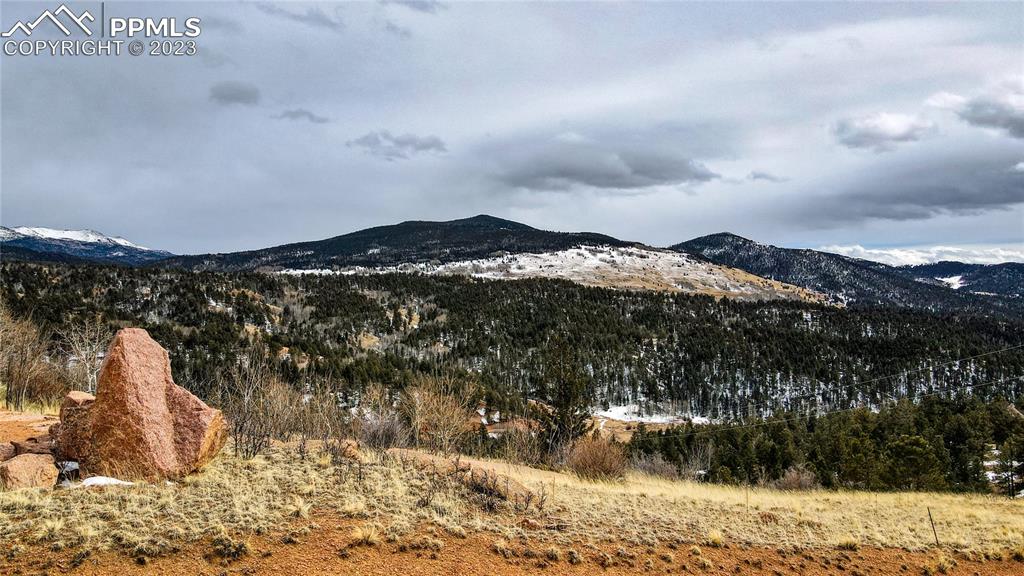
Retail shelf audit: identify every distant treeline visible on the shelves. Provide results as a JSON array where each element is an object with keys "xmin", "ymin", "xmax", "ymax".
[{"xmin": 628, "ymin": 396, "xmax": 1024, "ymax": 493}]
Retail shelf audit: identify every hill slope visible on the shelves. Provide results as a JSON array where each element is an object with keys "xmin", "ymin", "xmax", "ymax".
[
  {"xmin": 674, "ymin": 233, "xmax": 1021, "ymax": 315},
  {"xmin": 163, "ymin": 215, "xmax": 634, "ymax": 271},
  {"xmin": 896, "ymin": 261, "xmax": 1024, "ymax": 297}
]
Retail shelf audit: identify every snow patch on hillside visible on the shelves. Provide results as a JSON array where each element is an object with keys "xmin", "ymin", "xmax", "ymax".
[
  {"xmin": 281, "ymin": 246, "xmax": 822, "ymax": 302},
  {"xmin": 937, "ymin": 275, "xmax": 964, "ymax": 290},
  {"xmin": 595, "ymin": 403, "xmax": 711, "ymax": 425}
]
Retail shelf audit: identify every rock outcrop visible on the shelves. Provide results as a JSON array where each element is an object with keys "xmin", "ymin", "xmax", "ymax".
[
  {"xmin": 54, "ymin": 328, "xmax": 227, "ymax": 480},
  {"xmin": 0, "ymin": 453, "xmax": 57, "ymax": 490}
]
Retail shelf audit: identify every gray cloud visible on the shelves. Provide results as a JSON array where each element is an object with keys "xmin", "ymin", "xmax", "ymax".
[
  {"xmin": 255, "ymin": 3, "xmax": 343, "ymax": 32},
  {"xmin": 748, "ymin": 170, "xmax": 788, "ymax": 183},
  {"xmin": 209, "ymin": 81, "xmax": 261, "ymax": 106},
  {"xmin": 957, "ymin": 97, "xmax": 1024, "ymax": 139},
  {"xmin": 928, "ymin": 79, "xmax": 1024, "ymax": 138},
  {"xmin": 347, "ymin": 130, "xmax": 447, "ymax": 160},
  {"xmin": 487, "ymin": 133, "xmax": 719, "ymax": 193},
  {"xmin": 383, "ymin": 0, "xmax": 445, "ymax": 14},
  {"xmin": 276, "ymin": 109, "xmax": 330, "ymax": 124},
  {"xmin": 833, "ymin": 113, "xmax": 935, "ymax": 151},
  {"xmin": 793, "ymin": 147, "xmax": 1024, "ymax": 225}
]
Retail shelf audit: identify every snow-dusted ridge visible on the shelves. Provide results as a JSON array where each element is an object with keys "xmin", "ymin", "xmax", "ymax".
[
  {"xmin": 281, "ymin": 245, "xmax": 827, "ymax": 303},
  {"xmin": 4, "ymin": 226, "xmax": 151, "ymax": 250}
]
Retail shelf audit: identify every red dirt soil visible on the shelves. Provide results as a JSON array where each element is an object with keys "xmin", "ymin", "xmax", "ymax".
[
  {"xmin": 0, "ymin": 409, "xmax": 56, "ymax": 443},
  {"xmin": 3, "ymin": 514, "xmax": 1020, "ymax": 576}
]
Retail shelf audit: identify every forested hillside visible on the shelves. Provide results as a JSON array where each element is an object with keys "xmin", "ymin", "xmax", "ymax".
[
  {"xmin": 3, "ymin": 262, "xmax": 1021, "ymax": 422},
  {"xmin": 677, "ymin": 233, "xmax": 1023, "ymax": 317}
]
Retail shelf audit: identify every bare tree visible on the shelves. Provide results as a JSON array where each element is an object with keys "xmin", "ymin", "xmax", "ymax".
[
  {"xmin": 60, "ymin": 314, "xmax": 111, "ymax": 394},
  {"xmin": 679, "ymin": 440, "xmax": 715, "ymax": 481},
  {"xmin": 221, "ymin": 344, "xmax": 293, "ymax": 459},
  {"xmin": 0, "ymin": 303, "xmax": 63, "ymax": 411}
]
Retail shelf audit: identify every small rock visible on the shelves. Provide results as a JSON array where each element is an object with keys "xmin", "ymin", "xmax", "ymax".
[
  {"xmin": 0, "ymin": 453, "xmax": 58, "ymax": 490},
  {"xmin": 0, "ymin": 442, "xmax": 14, "ymax": 463}
]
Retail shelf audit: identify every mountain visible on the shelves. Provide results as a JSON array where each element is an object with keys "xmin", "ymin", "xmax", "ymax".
[
  {"xmin": 674, "ymin": 233, "xmax": 1022, "ymax": 316},
  {"xmin": 164, "ymin": 215, "xmax": 636, "ymax": 271},
  {"xmin": 896, "ymin": 261, "xmax": 1024, "ymax": 297},
  {"xmin": 0, "ymin": 226, "xmax": 172, "ymax": 265}
]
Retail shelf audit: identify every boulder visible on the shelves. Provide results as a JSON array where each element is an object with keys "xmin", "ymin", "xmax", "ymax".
[
  {"xmin": 0, "ymin": 442, "xmax": 14, "ymax": 463},
  {"xmin": 55, "ymin": 328, "xmax": 227, "ymax": 480},
  {"xmin": 54, "ymin": 391, "xmax": 95, "ymax": 462},
  {"xmin": 0, "ymin": 453, "xmax": 57, "ymax": 490}
]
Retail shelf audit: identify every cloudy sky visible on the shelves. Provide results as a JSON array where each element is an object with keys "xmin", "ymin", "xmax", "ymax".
[{"xmin": 2, "ymin": 1, "xmax": 1022, "ymax": 263}]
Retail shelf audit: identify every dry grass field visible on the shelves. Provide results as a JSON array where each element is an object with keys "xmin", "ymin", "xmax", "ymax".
[{"xmin": 2, "ymin": 444, "xmax": 1023, "ymax": 572}]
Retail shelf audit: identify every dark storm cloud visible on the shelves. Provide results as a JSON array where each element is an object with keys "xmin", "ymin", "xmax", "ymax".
[
  {"xmin": 794, "ymin": 148, "xmax": 1024, "ymax": 225},
  {"xmin": 488, "ymin": 133, "xmax": 719, "ymax": 192},
  {"xmin": 382, "ymin": 0, "xmax": 445, "ymax": 14},
  {"xmin": 255, "ymin": 2, "xmax": 343, "ymax": 32},
  {"xmin": 833, "ymin": 113, "xmax": 935, "ymax": 151},
  {"xmin": 957, "ymin": 96, "xmax": 1024, "ymax": 138},
  {"xmin": 748, "ymin": 171, "xmax": 788, "ymax": 183},
  {"xmin": 347, "ymin": 130, "xmax": 447, "ymax": 160},
  {"xmin": 276, "ymin": 109, "xmax": 330, "ymax": 124},
  {"xmin": 209, "ymin": 81, "xmax": 261, "ymax": 106}
]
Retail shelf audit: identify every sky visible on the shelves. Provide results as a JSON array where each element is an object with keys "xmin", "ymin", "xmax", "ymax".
[{"xmin": 1, "ymin": 1, "xmax": 1022, "ymax": 264}]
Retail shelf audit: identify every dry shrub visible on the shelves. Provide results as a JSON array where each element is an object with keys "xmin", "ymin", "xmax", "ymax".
[
  {"xmin": 771, "ymin": 464, "xmax": 820, "ymax": 491},
  {"xmin": 399, "ymin": 374, "xmax": 476, "ymax": 454},
  {"xmin": 0, "ymin": 304, "xmax": 66, "ymax": 411},
  {"xmin": 496, "ymin": 426, "xmax": 544, "ymax": 466},
  {"xmin": 567, "ymin": 437, "xmax": 627, "ymax": 480},
  {"xmin": 353, "ymin": 383, "xmax": 410, "ymax": 451},
  {"xmin": 221, "ymin": 345, "xmax": 299, "ymax": 459},
  {"xmin": 632, "ymin": 452, "xmax": 679, "ymax": 479}
]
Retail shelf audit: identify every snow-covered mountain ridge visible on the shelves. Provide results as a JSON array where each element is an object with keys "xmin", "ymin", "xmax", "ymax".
[{"xmin": 0, "ymin": 226, "xmax": 172, "ymax": 265}]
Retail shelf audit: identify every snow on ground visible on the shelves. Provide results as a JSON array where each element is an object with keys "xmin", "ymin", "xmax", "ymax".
[
  {"xmin": 594, "ymin": 403, "xmax": 711, "ymax": 425},
  {"xmin": 937, "ymin": 275, "xmax": 964, "ymax": 290},
  {"xmin": 281, "ymin": 246, "xmax": 820, "ymax": 302},
  {"xmin": 79, "ymin": 476, "xmax": 135, "ymax": 487}
]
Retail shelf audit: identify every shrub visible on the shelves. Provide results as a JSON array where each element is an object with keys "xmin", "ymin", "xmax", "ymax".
[
  {"xmin": 567, "ymin": 437, "xmax": 627, "ymax": 480},
  {"xmin": 399, "ymin": 374, "xmax": 476, "ymax": 454},
  {"xmin": 771, "ymin": 464, "xmax": 820, "ymax": 491},
  {"xmin": 353, "ymin": 384, "xmax": 410, "ymax": 451},
  {"xmin": 632, "ymin": 452, "xmax": 679, "ymax": 479}
]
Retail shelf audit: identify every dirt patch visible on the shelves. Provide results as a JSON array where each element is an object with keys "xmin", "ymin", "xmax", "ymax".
[
  {"xmin": 0, "ymin": 409, "xmax": 57, "ymax": 444},
  {"xmin": 3, "ymin": 515, "xmax": 1019, "ymax": 576}
]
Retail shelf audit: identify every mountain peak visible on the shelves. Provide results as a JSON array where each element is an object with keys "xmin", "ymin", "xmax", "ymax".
[
  {"xmin": 0, "ymin": 226, "xmax": 171, "ymax": 265},
  {"xmin": 6, "ymin": 226, "xmax": 150, "ymax": 250}
]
